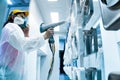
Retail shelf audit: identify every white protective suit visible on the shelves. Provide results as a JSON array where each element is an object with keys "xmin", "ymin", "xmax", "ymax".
[{"xmin": 0, "ymin": 23, "xmax": 45, "ymax": 80}]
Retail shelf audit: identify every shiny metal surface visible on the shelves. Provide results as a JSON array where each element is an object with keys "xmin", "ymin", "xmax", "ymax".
[
  {"xmin": 101, "ymin": 0, "xmax": 119, "ymax": 7},
  {"xmin": 99, "ymin": 0, "xmax": 120, "ymax": 30}
]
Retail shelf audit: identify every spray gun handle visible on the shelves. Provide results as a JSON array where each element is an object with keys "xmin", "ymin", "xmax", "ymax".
[{"xmin": 48, "ymin": 36, "xmax": 55, "ymax": 44}]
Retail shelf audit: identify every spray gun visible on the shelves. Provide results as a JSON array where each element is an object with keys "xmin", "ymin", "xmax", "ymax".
[
  {"xmin": 40, "ymin": 20, "xmax": 66, "ymax": 33},
  {"xmin": 40, "ymin": 21, "xmax": 66, "ymax": 80},
  {"xmin": 40, "ymin": 20, "xmax": 66, "ymax": 44},
  {"xmin": 39, "ymin": 20, "xmax": 66, "ymax": 46}
]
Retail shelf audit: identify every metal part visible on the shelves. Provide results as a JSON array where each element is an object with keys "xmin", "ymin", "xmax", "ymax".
[{"xmin": 99, "ymin": 0, "xmax": 120, "ymax": 30}]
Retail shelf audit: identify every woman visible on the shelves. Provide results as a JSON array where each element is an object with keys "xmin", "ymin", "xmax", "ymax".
[{"xmin": 0, "ymin": 9, "xmax": 54, "ymax": 80}]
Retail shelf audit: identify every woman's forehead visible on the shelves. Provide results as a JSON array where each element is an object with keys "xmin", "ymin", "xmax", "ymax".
[{"xmin": 17, "ymin": 13, "xmax": 25, "ymax": 15}]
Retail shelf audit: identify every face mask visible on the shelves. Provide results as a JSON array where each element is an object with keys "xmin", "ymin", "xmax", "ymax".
[
  {"xmin": 14, "ymin": 17, "xmax": 27, "ymax": 29},
  {"xmin": 14, "ymin": 16, "xmax": 24, "ymax": 25}
]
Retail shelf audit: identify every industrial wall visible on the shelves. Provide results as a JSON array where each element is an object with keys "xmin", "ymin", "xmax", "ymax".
[
  {"xmin": 100, "ymin": 18, "xmax": 120, "ymax": 80},
  {"xmin": 0, "ymin": 0, "xmax": 7, "ymax": 37},
  {"xmin": 84, "ymin": 18, "xmax": 120, "ymax": 80}
]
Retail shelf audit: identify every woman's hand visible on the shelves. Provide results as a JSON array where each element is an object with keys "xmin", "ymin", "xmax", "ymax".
[
  {"xmin": 43, "ymin": 28, "xmax": 54, "ymax": 40},
  {"xmin": 22, "ymin": 24, "xmax": 29, "ymax": 37}
]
